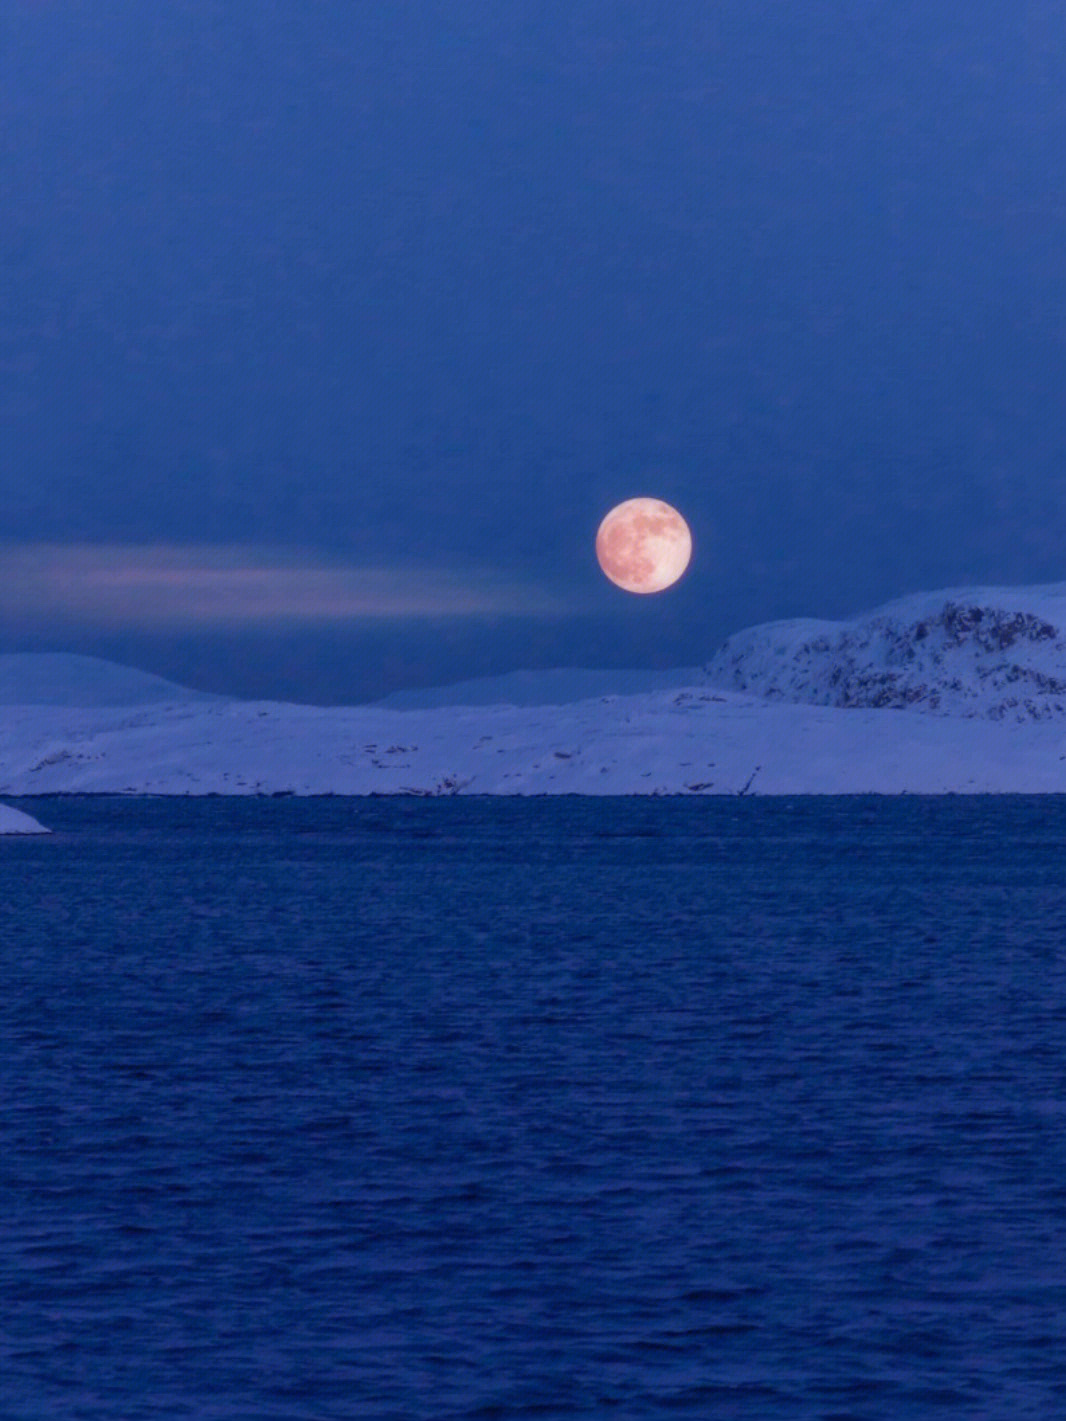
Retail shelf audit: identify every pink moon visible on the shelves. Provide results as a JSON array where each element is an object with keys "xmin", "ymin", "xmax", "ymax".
[{"xmin": 595, "ymin": 497, "xmax": 693, "ymax": 594}]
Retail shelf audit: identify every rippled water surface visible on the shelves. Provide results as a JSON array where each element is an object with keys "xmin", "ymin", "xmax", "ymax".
[{"xmin": 4, "ymin": 795, "xmax": 1066, "ymax": 1419}]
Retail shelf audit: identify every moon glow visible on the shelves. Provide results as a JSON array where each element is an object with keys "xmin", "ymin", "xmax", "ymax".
[{"xmin": 595, "ymin": 498, "xmax": 692, "ymax": 594}]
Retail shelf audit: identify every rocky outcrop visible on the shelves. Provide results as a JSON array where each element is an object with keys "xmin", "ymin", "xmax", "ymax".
[{"xmin": 704, "ymin": 591, "xmax": 1066, "ymax": 721}]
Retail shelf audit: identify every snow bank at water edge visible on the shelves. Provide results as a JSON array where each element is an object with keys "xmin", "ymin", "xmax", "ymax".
[{"xmin": 0, "ymin": 803, "xmax": 50, "ymax": 834}]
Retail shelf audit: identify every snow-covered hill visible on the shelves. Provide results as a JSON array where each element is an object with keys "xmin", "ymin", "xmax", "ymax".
[
  {"xmin": 704, "ymin": 583, "xmax": 1066, "ymax": 721},
  {"xmin": 4, "ymin": 583, "xmax": 1066, "ymax": 796}
]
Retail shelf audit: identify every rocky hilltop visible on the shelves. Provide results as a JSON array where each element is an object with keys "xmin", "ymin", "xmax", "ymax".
[{"xmin": 704, "ymin": 584, "xmax": 1066, "ymax": 721}]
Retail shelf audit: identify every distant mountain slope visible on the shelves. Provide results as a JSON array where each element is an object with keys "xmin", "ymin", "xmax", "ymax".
[
  {"xmin": 0, "ymin": 654, "xmax": 215, "ymax": 707},
  {"xmin": 7, "ymin": 581, "xmax": 1066, "ymax": 725},
  {"xmin": 374, "ymin": 665, "xmax": 710, "ymax": 708},
  {"xmin": 704, "ymin": 584, "xmax": 1066, "ymax": 721}
]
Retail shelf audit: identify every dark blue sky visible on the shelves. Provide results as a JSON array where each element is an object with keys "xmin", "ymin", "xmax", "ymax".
[{"xmin": 2, "ymin": 0, "xmax": 1065, "ymax": 700}]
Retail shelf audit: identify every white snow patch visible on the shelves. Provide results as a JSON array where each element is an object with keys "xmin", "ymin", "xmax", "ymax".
[{"xmin": 0, "ymin": 802, "xmax": 50, "ymax": 834}]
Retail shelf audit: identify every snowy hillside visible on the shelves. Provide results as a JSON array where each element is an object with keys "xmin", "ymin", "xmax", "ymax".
[
  {"xmin": 5, "ymin": 583, "xmax": 1066, "ymax": 796},
  {"xmin": 704, "ymin": 584, "xmax": 1066, "ymax": 721},
  {"xmin": 3, "ymin": 679, "xmax": 1066, "ymax": 796}
]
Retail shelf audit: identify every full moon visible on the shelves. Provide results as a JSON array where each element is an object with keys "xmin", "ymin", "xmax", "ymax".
[{"xmin": 595, "ymin": 497, "xmax": 692, "ymax": 594}]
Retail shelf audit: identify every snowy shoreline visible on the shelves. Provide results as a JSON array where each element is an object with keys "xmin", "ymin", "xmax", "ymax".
[
  {"xmin": 0, "ymin": 802, "xmax": 51, "ymax": 834},
  {"xmin": 2, "ymin": 687, "xmax": 1066, "ymax": 798}
]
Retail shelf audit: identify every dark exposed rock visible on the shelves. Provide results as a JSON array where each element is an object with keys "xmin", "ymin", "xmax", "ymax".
[
  {"xmin": 940, "ymin": 602, "xmax": 1056, "ymax": 650},
  {"xmin": 705, "ymin": 598, "xmax": 1066, "ymax": 721}
]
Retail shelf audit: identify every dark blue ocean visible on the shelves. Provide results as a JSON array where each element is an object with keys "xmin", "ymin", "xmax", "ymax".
[{"xmin": 3, "ymin": 796, "xmax": 1066, "ymax": 1420}]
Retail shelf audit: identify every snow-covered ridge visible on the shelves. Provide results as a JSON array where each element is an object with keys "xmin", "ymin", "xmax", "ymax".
[{"xmin": 704, "ymin": 583, "xmax": 1066, "ymax": 721}]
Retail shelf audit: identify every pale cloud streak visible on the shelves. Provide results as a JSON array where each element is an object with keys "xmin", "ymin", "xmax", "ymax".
[{"xmin": 0, "ymin": 543, "xmax": 569, "ymax": 627}]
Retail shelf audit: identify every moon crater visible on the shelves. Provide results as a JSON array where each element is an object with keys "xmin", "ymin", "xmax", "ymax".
[{"xmin": 595, "ymin": 498, "xmax": 692, "ymax": 594}]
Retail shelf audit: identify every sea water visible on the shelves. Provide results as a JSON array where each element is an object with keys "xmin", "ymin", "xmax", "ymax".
[{"xmin": 3, "ymin": 795, "xmax": 1066, "ymax": 1419}]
